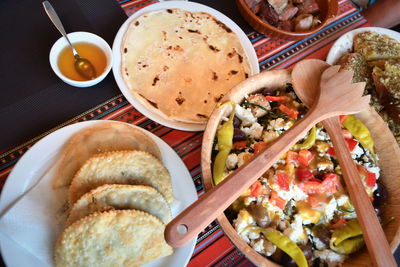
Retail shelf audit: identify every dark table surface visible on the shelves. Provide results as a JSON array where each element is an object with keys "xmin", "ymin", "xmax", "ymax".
[{"xmin": 0, "ymin": 0, "xmax": 399, "ymax": 266}]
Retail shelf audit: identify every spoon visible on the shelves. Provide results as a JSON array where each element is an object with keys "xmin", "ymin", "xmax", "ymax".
[
  {"xmin": 42, "ymin": 1, "xmax": 96, "ymax": 80},
  {"xmin": 165, "ymin": 65, "xmax": 370, "ymax": 247},
  {"xmin": 292, "ymin": 59, "xmax": 396, "ymax": 267}
]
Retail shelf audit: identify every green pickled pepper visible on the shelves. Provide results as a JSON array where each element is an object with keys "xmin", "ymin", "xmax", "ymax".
[
  {"xmin": 330, "ymin": 219, "xmax": 364, "ymax": 254},
  {"xmin": 213, "ymin": 102, "xmax": 236, "ymax": 185},
  {"xmin": 343, "ymin": 115, "xmax": 375, "ymax": 157}
]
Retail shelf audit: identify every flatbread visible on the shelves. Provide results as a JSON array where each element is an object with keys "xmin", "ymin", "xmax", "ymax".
[
  {"xmin": 121, "ymin": 8, "xmax": 251, "ymax": 124},
  {"xmin": 66, "ymin": 184, "xmax": 172, "ymax": 226},
  {"xmin": 68, "ymin": 151, "xmax": 173, "ymax": 205},
  {"xmin": 55, "ymin": 210, "xmax": 173, "ymax": 267},
  {"xmin": 53, "ymin": 122, "xmax": 161, "ymax": 189}
]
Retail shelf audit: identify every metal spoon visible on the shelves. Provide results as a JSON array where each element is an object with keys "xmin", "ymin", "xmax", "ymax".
[
  {"xmin": 292, "ymin": 59, "xmax": 396, "ymax": 267},
  {"xmin": 42, "ymin": 1, "xmax": 96, "ymax": 80}
]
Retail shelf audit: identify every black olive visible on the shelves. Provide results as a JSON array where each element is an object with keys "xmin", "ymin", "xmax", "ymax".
[
  {"xmin": 233, "ymin": 116, "xmax": 241, "ymax": 128},
  {"xmin": 297, "ymin": 106, "xmax": 308, "ymax": 119},
  {"xmin": 280, "ymin": 252, "xmax": 297, "ymax": 267},
  {"xmin": 247, "ymin": 204, "xmax": 270, "ymax": 227},
  {"xmin": 262, "ymin": 87, "xmax": 274, "ymax": 96},
  {"xmin": 299, "ymin": 244, "xmax": 313, "ymax": 260},
  {"xmin": 233, "ymin": 128, "xmax": 246, "ymax": 142},
  {"xmin": 313, "ymin": 224, "xmax": 331, "ymax": 246},
  {"xmin": 373, "ymin": 180, "xmax": 388, "ymax": 207}
]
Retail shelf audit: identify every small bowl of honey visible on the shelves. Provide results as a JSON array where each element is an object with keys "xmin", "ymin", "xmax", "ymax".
[{"xmin": 49, "ymin": 31, "xmax": 112, "ymax": 87}]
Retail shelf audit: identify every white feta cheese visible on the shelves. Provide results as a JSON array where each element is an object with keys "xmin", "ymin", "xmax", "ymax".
[
  {"xmin": 336, "ymin": 194, "xmax": 349, "ymax": 207},
  {"xmin": 226, "ymin": 153, "xmax": 238, "ymax": 170},
  {"xmin": 314, "ymin": 249, "xmax": 346, "ymax": 266},
  {"xmin": 263, "ymin": 130, "xmax": 279, "ymax": 143},
  {"xmin": 351, "ymin": 143, "xmax": 364, "ymax": 159},
  {"xmin": 238, "ymin": 152, "xmax": 252, "ymax": 167},
  {"xmin": 235, "ymin": 105, "xmax": 257, "ymax": 126},
  {"xmin": 241, "ymin": 122, "xmax": 263, "ymax": 140},
  {"xmin": 316, "ymin": 127, "xmax": 329, "ymax": 141},
  {"xmin": 283, "ymin": 214, "xmax": 307, "ymax": 244},
  {"xmin": 292, "ymin": 185, "xmax": 308, "ymax": 201},
  {"xmin": 267, "ymin": 118, "xmax": 286, "ymax": 131},
  {"xmin": 313, "ymin": 237, "xmax": 327, "ymax": 250},
  {"xmin": 322, "ymin": 197, "xmax": 337, "ymax": 223}
]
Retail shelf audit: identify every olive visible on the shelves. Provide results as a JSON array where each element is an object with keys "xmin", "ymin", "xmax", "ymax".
[
  {"xmin": 247, "ymin": 203, "xmax": 270, "ymax": 227},
  {"xmin": 233, "ymin": 128, "xmax": 246, "ymax": 142},
  {"xmin": 233, "ymin": 116, "xmax": 241, "ymax": 128},
  {"xmin": 313, "ymin": 225, "xmax": 331, "ymax": 247},
  {"xmin": 297, "ymin": 106, "xmax": 308, "ymax": 119},
  {"xmin": 373, "ymin": 180, "xmax": 388, "ymax": 207},
  {"xmin": 280, "ymin": 252, "xmax": 297, "ymax": 267},
  {"xmin": 262, "ymin": 87, "xmax": 274, "ymax": 96},
  {"xmin": 299, "ymin": 244, "xmax": 313, "ymax": 260}
]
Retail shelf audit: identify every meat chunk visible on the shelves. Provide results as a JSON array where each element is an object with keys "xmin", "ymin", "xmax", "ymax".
[
  {"xmin": 247, "ymin": 94, "xmax": 271, "ymax": 117},
  {"xmin": 245, "ymin": 0, "xmax": 262, "ymax": 13},
  {"xmin": 294, "ymin": 14, "xmax": 313, "ymax": 32},
  {"xmin": 298, "ymin": 0, "xmax": 320, "ymax": 15},
  {"xmin": 259, "ymin": 1, "xmax": 279, "ymax": 26},
  {"xmin": 279, "ymin": 6, "xmax": 298, "ymax": 21},
  {"xmin": 267, "ymin": 0, "xmax": 289, "ymax": 15}
]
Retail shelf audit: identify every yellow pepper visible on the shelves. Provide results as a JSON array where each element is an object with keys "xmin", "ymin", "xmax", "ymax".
[
  {"xmin": 343, "ymin": 115, "xmax": 375, "ymax": 157},
  {"xmin": 213, "ymin": 102, "xmax": 236, "ymax": 185},
  {"xmin": 242, "ymin": 226, "xmax": 308, "ymax": 267},
  {"xmin": 293, "ymin": 126, "xmax": 316, "ymax": 151},
  {"xmin": 330, "ymin": 219, "xmax": 364, "ymax": 254}
]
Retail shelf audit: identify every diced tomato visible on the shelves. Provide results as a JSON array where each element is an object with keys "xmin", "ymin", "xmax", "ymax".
[
  {"xmin": 298, "ymin": 149, "xmax": 313, "ymax": 166},
  {"xmin": 346, "ymin": 138, "xmax": 358, "ymax": 152},
  {"xmin": 296, "ymin": 167, "xmax": 314, "ymax": 181},
  {"xmin": 233, "ymin": 140, "xmax": 247, "ymax": 149},
  {"xmin": 265, "ymin": 95, "xmax": 288, "ymax": 102},
  {"xmin": 270, "ymin": 191, "xmax": 286, "ymax": 210},
  {"xmin": 339, "ymin": 115, "xmax": 348, "ymax": 124},
  {"xmin": 279, "ymin": 104, "xmax": 299, "ymax": 119},
  {"xmin": 320, "ymin": 173, "xmax": 339, "ymax": 194},
  {"xmin": 298, "ymin": 180, "xmax": 321, "ymax": 194},
  {"xmin": 328, "ymin": 146, "xmax": 336, "ymax": 157},
  {"xmin": 250, "ymin": 180, "xmax": 263, "ymax": 197},
  {"xmin": 277, "ymin": 173, "xmax": 290, "ymax": 191},
  {"xmin": 254, "ymin": 141, "xmax": 268, "ymax": 155},
  {"xmin": 307, "ymin": 195, "xmax": 322, "ymax": 208},
  {"xmin": 286, "ymin": 151, "xmax": 299, "ymax": 166},
  {"xmin": 366, "ymin": 172, "xmax": 377, "ymax": 187}
]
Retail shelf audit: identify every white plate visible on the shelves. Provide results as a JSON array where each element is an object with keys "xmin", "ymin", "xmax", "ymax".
[
  {"xmin": 112, "ymin": 1, "xmax": 260, "ymax": 131},
  {"xmin": 0, "ymin": 120, "xmax": 198, "ymax": 267},
  {"xmin": 326, "ymin": 27, "xmax": 400, "ymax": 64}
]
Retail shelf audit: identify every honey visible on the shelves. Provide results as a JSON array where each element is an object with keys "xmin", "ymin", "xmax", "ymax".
[{"xmin": 57, "ymin": 42, "xmax": 107, "ymax": 81}]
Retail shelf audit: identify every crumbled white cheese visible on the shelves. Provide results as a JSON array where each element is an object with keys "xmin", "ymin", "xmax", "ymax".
[
  {"xmin": 292, "ymin": 185, "xmax": 308, "ymax": 201},
  {"xmin": 336, "ymin": 194, "xmax": 349, "ymax": 207},
  {"xmin": 226, "ymin": 153, "xmax": 238, "ymax": 170},
  {"xmin": 241, "ymin": 122, "xmax": 263, "ymax": 140},
  {"xmin": 251, "ymin": 239, "xmax": 277, "ymax": 256},
  {"xmin": 314, "ymin": 249, "xmax": 346, "ymax": 266},
  {"xmin": 235, "ymin": 105, "xmax": 257, "ymax": 126},
  {"xmin": 267, "ymin": 118, "xmax": 286, "ymax": 131},
  {"xmin": 322, "ymin": 197, "xmax": 337, "ymax": 223},
  {"xmin": 263, "ymin": 130, "xmax": 279, "ymax": 143},
  {"xmin": 316, "ymin": 127, "xmax": 329, "ymax": 141},
  {"xmin": 313, "ymin": 237, "xmax": 327, "ymax": 250},
  {"xmin": 283, "ymin": 214, "xmax": 307, "ymax": 244},
  {"xmin": 351, "ymin": 143, "xmax": 364, "ymax": 159}
]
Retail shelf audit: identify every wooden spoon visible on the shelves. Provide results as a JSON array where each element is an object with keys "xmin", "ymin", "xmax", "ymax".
[
  {"xmin": 165, "ymin": 65, "xmax": 370, "ymax": 248},
  {"xmin": 292, "ymin": 59, "xmax": 396, "ymax": 267}
]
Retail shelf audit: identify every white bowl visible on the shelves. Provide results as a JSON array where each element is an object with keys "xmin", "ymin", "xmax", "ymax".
[
  {"xmin": 49, "ymin": 31, "xmax": 113, "ymax": 87},
  {"xmin": 326, "ymin": 27, "xmax": 400, "ymax": 64}
]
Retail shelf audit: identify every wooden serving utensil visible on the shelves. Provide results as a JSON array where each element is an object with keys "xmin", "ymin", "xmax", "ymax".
[
  {"xmin": 292, "ymin": 59, "xmax": 396, "ymax": 267},
  {"xmin": 165, "ymin": 65, "xmax": 370, "ymax": 248}
]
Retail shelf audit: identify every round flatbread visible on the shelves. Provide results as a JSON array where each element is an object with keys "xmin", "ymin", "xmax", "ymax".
[
  {"xmin": 121, "ymin": 8, "xmax": 251, "ymax": 124},
  {"xmin": 53, "ymin": 122, "xmax": 161, "ymax": 189},
  {"xmin": 66, "ymin": 184, "xmax": 172, "ymax": 226},
  {"xmin": 68, "ymin": 151, "xmax": 173, "ymax": 205},
  {"xmin": 55, "ymin": 210, "xmax": 173, "ymax": 267}
]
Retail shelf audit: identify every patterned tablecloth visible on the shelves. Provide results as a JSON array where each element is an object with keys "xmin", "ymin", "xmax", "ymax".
[{"xmin": 0, "ymin": 0, "xmax": 367, "ymax": 266}]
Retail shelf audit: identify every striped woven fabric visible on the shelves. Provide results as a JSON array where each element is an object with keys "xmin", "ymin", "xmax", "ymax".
[{"xmin": 0, "ymin": 0, "xmax": 367, "ymax": 266}]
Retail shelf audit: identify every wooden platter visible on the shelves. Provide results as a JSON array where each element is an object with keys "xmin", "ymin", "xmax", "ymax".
[{"xmin": 201, "ymin": 69, "xmax": 400, "ymax": 266}]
